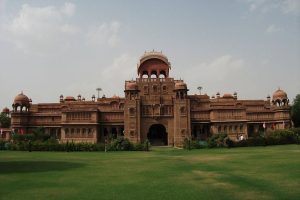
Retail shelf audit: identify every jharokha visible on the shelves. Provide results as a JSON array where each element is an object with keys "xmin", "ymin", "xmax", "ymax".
[{"xmin": 3, "ymin": 51, "xmax": 291, "ymax": 147}]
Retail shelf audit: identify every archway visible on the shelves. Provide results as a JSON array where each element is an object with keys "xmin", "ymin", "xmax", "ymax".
[{"xmin": 147, "ymin": 124, "xmax": 167, "ymax": 146}]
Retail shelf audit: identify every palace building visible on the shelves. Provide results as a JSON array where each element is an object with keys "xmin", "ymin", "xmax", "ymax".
[{"xmin": 8, "ymin": 51, "xmax": 291, "ymax": 146}]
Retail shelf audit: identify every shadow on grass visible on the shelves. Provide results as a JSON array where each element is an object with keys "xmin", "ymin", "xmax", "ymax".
[{"xmin": 0, "ymin": 161, "xmax": 85, "ymax": 174}]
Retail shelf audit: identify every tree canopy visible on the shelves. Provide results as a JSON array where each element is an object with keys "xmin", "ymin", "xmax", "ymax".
[
  {"xmin": 291, "ymin": 94, "xmax": 300, "ymax": 127},
  {"xmin": 0, "ymin": 113, "xmax": 11, "ymax": 128}
]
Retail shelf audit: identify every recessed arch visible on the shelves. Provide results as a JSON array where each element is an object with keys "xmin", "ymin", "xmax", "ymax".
[
  {"xmin": 147, "ymin": 124, "xmax": 167, "ymax": 146},
  {"xmin": 142, "ymin": 71, "xmax": 149, "ymax": 78},
  {"xmin": 159, "ymin": 70, "xmax": 166, "ymax": 78},
  {"xmin": 150, "ymin": 70, "xmax": 157, "ymax": 78}
]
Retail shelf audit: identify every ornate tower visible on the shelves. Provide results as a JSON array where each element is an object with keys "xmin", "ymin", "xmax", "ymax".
[
  {"xmin": 124, "ymin": 81, "xmax": 141, "ymax": 143},
  {"xmin": 124, "ymin": 51, "xmax": 191, "ymax": 147},
  {"xmin": 173, "ymin": 81, "xmax": 191, "ymax": 146},
  {"xmin": 271, "ymin": 88, "xmax": 291, "ymax": 129},
  {"xmin": 11, "ymin": 92, "xmax": 31, "ymax": 134}
]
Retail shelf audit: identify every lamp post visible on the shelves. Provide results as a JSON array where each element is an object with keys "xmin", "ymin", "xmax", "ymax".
[
  {"xmin": 197, "ymin": 86, "xmax": 203, "ymax": 95},
  {"xmin": 96, "ymin": 88, "xmax": 102, "ymax": 99}
]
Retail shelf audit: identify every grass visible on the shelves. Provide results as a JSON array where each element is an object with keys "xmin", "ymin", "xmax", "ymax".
[{"xmin": 0, "ymin": 145, "xmax": 299, "ymax": 200}]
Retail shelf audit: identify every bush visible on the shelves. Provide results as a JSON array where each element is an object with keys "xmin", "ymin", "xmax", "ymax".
[
  {"xmin": 4, "ymin": 136, "xmax": 150, "ymax": 152},
  {"xmin": 266, "ymin": 129, "xmax": 296, "ymax": 145},
  {"xmin": 208, "ymin": 133, "xmax": 228, "ymax": 148},
  {"xmin": 107, "ymin": 137, "xmax": 133, "ymax": 151},
  {"xmin": 183, "ymin": 138, "xmax": 192, "ymax": 150},
  {"xmin": 233, "ymin": 129, "xmax": 298, "ymax": 147},
  {"xmin": 233, "ymin": 137, "xmax": 266, "ymax": 147},
  {"xmin": 183, "ymin": 139, "xmax": 209, "ymax": 150},
  {"xmin": 0, "ymin": 140, "xmax": 6, "ymax": 150},
  {"xmin": 133, "ymin": 143, "xmax": 145, "ymax": 151}
]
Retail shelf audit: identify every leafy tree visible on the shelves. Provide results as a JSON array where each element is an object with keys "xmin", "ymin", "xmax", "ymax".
[
  {"xmin": 0, "ymin": 113, "xmax": 11, "ymax": 128},
  {"xmin": 31, "ymin": 127, "xmax": 50, "ymax": 142},
  {"xmin": 291, "ymin": 94, "xmax": 300, "ymax": 127}
]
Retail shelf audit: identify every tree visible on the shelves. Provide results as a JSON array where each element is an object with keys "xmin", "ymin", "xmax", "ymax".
[
  {"xmin": 0, "ymin": 113, "xmax": 11, "ymax": 128},
  {"xmin": 291, "ymin": 94, "xmax": 300, "ymax": 127},
  {"xmin": 31, "ymin": 127, "xmax": 50, "ymax": 141}
]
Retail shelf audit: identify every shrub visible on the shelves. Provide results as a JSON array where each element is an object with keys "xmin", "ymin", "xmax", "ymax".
[
  {"xmin": 133, "ymin": 143, "xmax": 145, "ymax": 151},
  {"xmin": 208, "ymin": 133, "xmax": 228, "ymax": 148},
  {"xmin": 233, "ymin": 137, "xmax": 266, "ymax": 147},
  {"xmin": 266, "ymin": 129, "xmax": 296, "ymax": 145},
  {"xmin": 183, "ymin": 139, "xmax": 209, "ymax": 150},
  {"xmin": 183, "ymin": 138, "xmax": 192, "ymax": 150},
  {"xmin": 0, "ymin": 140, "xmax": 6, "ymax": 150},
  {"xmin": 107, "ymin": 137, "xmax": 134, "ymax": 151}
]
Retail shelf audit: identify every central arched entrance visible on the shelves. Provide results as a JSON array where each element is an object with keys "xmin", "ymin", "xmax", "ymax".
[{"xmin": 147, "ymin": 124, "xmax": 168, "ymax": 146}]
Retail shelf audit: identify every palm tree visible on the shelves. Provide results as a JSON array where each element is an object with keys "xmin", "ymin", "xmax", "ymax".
[
  {"xmin": 197, "ymin": 86, "xmax": 203, "ymax": 95},
  {"xmin": 96, "ymin": 88, "xmax": 102, "ymax": 98}
]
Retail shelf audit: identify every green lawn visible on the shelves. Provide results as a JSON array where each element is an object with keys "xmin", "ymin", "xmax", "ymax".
[{"xmin": 0, "ymin": 145, "xmax": 299, "ymax": 200}]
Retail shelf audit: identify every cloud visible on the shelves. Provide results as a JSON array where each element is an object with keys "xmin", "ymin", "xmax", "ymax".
[
  {"xmin": 281, "ymin": 0, "xmax": 300, "ymax": 15},
  {"xmin": 101, "ymin": 54, "xmax": 137, "ymax": 88},
  {"xmin": 61, "ymin": 2, "xmax": 76, "ymax": 17},
  {"xmin": 64, "ymin": 54, "xmax": 137, "ymax": 98},
  {"xmin": 179, "ymin": 55, "xmax": 245, "ymax": 95},
  {"xmin": 0, "ymin": 2, "xmax": 122, "ymax": 55},
  {"xmin": 241, "ymin": 0, "xmax": 300, "ymax": 15},
  {"xmin": 198, "ymin": 55, "xmax": 245, "ymax": 81},
  {"xmin": 0, "ymin": 0, "xmax": 6, "ymax": 12},
  {"xmin": 266, "ymin": 24, "xmax": 282, "ymax": 33},
  {"xmin": 101, "ymin": 54, "xmax": 137, "ymax": 97},
  {"xmin": 86, "ymin": 21, "xmax": 121, "ymax": 47},
  {"xmin": 1, "ymin": 3, "xmax": 79, "ymax": 55}
]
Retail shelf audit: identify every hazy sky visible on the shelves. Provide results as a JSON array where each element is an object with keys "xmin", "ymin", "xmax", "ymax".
[{"xmin": 0, "ymin": 0, "xmax": 299, "ymax": 109}]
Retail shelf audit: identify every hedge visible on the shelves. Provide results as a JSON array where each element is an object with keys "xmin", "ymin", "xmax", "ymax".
[
  {"xmin": 0, "ymin": 137, "xmax": 150, "ymax": 152},
  {"xmin": 184, "ymin": 128, "xmax": 300, "ymax": 150}
]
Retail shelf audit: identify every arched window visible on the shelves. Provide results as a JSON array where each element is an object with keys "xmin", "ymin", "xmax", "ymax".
[
  {"xmin": 110, "ymin": 101, "xmax": 119, "ymax": 109},
  {"xmin": 144, "ymin": 86, "xmax": 149, "ymax": 94},
  {"xmin": 240, "ymin": 124, "xmax": 243, "ymax": 132},
  {"xmin": 159, "ymin": 74, "xmax": 165, "ymax": 78},
  {"xmin": 142, "ymin": 71, "xmax": 148, "ymax": 78},
  {"xmin": 162, "ymin": 85, "xmax": 167, "ymax": 93},
  {"xmin": 180, "ymin": 106, "xmax": 186, "ymax": 114},
  {"xmin": 181, "ymin": 129, "xmax": 186, "ymax": 136},
  {"xmin": 153, "ymin": 85, "xmax": 158, "ymax": 93},
  {"xmin": 234, "ymin": 125, "xmax": 238, "ymax": 132},
  {"xmin": 130, "ymin": 130, "xmax": 135, "ymax": 137},
  {"xmin": 159, "ymin": 70, "xmax": 166, "ymax": 78},
  {"xmin": 150, "ymin": 70, "xmax": 157, "ymax": 78},
  {"xmin": 129, "ymin": 108, "xmax": 135, "ymax": 116}
]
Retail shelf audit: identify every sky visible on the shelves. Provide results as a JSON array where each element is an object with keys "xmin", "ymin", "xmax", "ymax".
[{"xmin": 0, "ymin": 0, "xmax": 299, "ymax": 109}]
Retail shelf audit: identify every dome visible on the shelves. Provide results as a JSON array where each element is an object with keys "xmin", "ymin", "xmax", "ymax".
[
  {"xmin": 137, "ymin": 51, "xmax": 171, "ymax": 78},
  {"xmin": 125, "ymin": 81, "xmax": 138, "ymax": 90},
  {"xmin": 112, "ymin": 95, "xmax": 120, "ymax": 98},
  {"xmin": 223, "ymin": 93, "xmax": 233, "ymax": 98},
  {"xmin": 139, "ymin": 51, "xmax": 170, "ymax": 67},
  {"xmin": 14, "ymin": 92, "xmax": 30, "ymax": 106},
  {"xmin": 2, "ymin": 107, "xmax": 9, "ymax": 113},
  {"xmin": 272, "ymin": 88, "xmax": 287, "ymax": 101},
  {"xmin": 175, "ymin": 81, "xmax": 187, "ymax": 90},
  {"xmin": 64, "ymin": 96, "xmax": 76, "ymax": 101}
]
